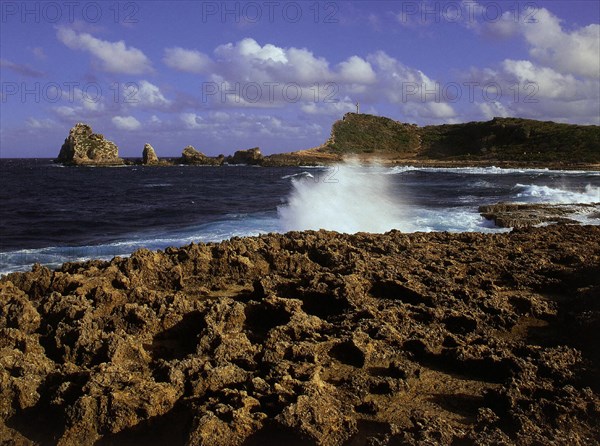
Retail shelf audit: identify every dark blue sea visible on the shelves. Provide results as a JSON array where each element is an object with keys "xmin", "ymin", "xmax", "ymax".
[{"xmin": 1, "ymin": 159, "xmax": 599, "ymax": 274}]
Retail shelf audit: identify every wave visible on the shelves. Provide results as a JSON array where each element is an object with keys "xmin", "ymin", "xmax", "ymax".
[
  {"xmin": 386, "ymin": 165, "xmax": 600, "ymax": 176},
  {"xmin": 143, "ymin": 183, "xmax": 172, "ymax": 188},
  {"xmin": 278, "ymin": 162, "xmax": 412, "ymax": 233},
  {"xmin": 281, "ymin": 172, "xmax": 314, "ymax": 180},
  {"xmin": 513, "ymin": 184, "xmax": 600, "ymax": 203},
  {"xmin": 0, "ymin": 214, "xmax": 280, "ymax": 275}
]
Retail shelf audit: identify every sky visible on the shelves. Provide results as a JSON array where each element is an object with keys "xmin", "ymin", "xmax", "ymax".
[{"xmin": 0, "ymin": 0, "xmax": 599, "ymax": 158}]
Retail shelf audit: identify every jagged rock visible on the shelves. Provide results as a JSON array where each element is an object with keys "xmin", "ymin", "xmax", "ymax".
[
  {"xmin": 56, "ymin": 123, "xmax": 123, "ymax": 166},
  {"xmin": 142, "ymin": 143, "xmax": 159, "ymax": 165},
  {"xmin": 479, "ymin": 202, "xmax": 600, "ymax": 228},
  {"xmin": 1, "ymin": 226, "xmax": 599, "ymax": 444},
  {"xmin": 230, "ymin": 147, "xmax": 263, "ymax": 165},
  {"xmin": 181, "ymin": 145, "xmax": 223, "ymax": 166}
]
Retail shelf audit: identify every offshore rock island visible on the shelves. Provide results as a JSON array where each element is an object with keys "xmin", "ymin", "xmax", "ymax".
[
  {"xmin": 55, "ymin": 114, "xmax": 600, "ymax": 169},
  {"xmin": 1, "ymin": 225, "xmax": 599, "ymax": 445}
]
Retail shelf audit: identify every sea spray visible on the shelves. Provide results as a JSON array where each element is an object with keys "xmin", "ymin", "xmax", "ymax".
[
  {"xmin": 278, "ymin": 161, "xmax": 412, "ymax": 233},
  {"xmin": 514, "ymin": 184, "xmax": 600, "ymax": 203}
]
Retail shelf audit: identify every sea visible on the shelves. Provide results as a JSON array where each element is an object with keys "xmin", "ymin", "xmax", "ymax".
[{"xmin": 1, "ymin": 159, "xmax": 599, "ymax": 275}]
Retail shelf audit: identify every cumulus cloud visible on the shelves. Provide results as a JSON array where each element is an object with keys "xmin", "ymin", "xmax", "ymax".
[
  {"xmin": 501, "ymin": 60, "xmax": 584, "ymax": 100},
  {"xmin": 337, "ymin": 56, "xmax": 377, "ymax": 84},
  {"xmin": 135, "ymin": 80, "xmax": 171, "ymax": 107},
  {"xmin": 166, "ymin": 38, "xmax": 378, "ymax": 86},
  {"xmin": 163, "ymin": 39, "xmax": 457, "ymax": 122},
  {"xmin": 464, "ymin": 2, "xmax": 599, "ymax": 79},
  {"xmin": 522, "ymin": 9, "xmax": 600, "ymax": 79},
  {"xmin": 163, "ymin": 47, "xmax": 213, "ymax": 73},
  {"xmin": 57, "ymin": 27, "xmax": 152, "ymax": 74},
  {"xmin": 180, "ymin": 112, "xmax": 204, "ymax": 130},
  {"xmin": 479, "ymin": 101, "xmax": 510, "ymax": 120},
  {"xmin": 112, "ymin": 115, "xmax": 141, "ymax": 130}
]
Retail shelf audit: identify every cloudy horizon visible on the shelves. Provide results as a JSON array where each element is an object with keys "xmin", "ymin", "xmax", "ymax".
[{"xmin": 1, "ymin": 0, "xmax": 599, "ymax": 158}]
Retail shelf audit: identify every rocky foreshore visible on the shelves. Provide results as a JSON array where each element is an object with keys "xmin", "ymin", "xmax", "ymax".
[
  {"xmin": 480, "ymin": 202, "xmax": 600, "ymax": 228},
  {"xmin": 1, "ymin": 226, "xmax": 599, "ymax": 445}
]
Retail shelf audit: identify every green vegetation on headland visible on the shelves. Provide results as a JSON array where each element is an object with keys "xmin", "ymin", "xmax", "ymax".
[
  {"xmin": 56, "ymin": 114, "xmax": 600, "ymax": 168},
  {"xmin": 320, "ymin": 113, "xmax": 600, "ymax": 165}
]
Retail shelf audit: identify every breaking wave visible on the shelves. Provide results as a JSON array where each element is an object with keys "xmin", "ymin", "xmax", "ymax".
[
  {"xmin": 513, "ymin": 184, "xmax": 600, "ymax": 203},
  {"xmin": 278, "ymin": 162, "xmax": 411, "ymax": 233}
]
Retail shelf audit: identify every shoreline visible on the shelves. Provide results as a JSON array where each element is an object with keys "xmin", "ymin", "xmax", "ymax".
[
  {"xmin": 3, "ymin": 157, "xmax": 600, "ymax": 172},
  {"xmin": 1, "ymin": 225, "xmax": 599, "ymax": 444}
]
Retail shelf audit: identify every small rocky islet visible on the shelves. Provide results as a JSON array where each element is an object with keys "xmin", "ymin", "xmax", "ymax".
[{"xmin": 1, "ymin": 225, "xmax": 599, "ymax": 445}]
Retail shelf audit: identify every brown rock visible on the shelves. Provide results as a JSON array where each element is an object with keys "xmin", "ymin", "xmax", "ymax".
[
  {"xmin": 181, "ymin": 145, "xmax": 223, "ymax": 165},
  {"xmin": 230, "ymin": 147, "xmax": 263, "ymax": 165},
  {"xmin": 479, "ymin": 202, "xmax": 600, "ymax": 228},
  {"xmin": 142, "ymin": 143, "xmax": 160, "ymax": 165},
  {"xmin": 1, "ymin": 226, "xmax": 599, "ymax": 444},
  {"xmin": 56, "ymin": 123, "xmax": 123, "ymax": 166}
]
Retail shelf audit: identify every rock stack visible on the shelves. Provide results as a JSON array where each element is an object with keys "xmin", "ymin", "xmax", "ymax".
[
  {"xmin": 56, "ymin": 123, "xmax": 123, "ymax": 166},
  {"xmin": 142, "ymin": 143, "xmax": 160, "ymax": 165}
]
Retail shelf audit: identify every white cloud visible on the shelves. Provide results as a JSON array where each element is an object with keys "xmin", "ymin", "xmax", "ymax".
[
  {"xmin": 26, "ymin": 117, "xmax": 55, "ymax": 129},
  {"xmin": 57, "ymin": 27, "xmax": 152, "ymax": 74},
  {"xmin": 135, "ymin": 80, "xmax": 171, "ymax": 107},
  {"xmin": 465, "ymin": 3, "xmax": 599, "ymax": 79},
  {"xmin": 524, "ymin": 14, "xmax": 600, "ymax": 79},
  {"xmin": 337, "ymin": 56, "xmax": 376, "ymax": 84},
  {"xmin": 229, "ymin": 38, "xmax": 288, "ymax": 63},
  {"xmin": 112, "ymin": 115, "xmax": 141, "ymax": 130},
  {"xmin": 167, "ymin": 38, "xmax": 378, "ymax": 87},
  {"xmin": 301, "ymin": 98, "xmax": 356, "ymax": 115},
  {"xmin": 425, "ymin": 102, "xmax": 456, "ymax": 119},
  {"xmin": 479, "ymin": 101, "xmax": 510, "ymax": 120},
  {"xmin": 501, "ymin": 59, "xmax": 583, "ymax": 100},
  {"xmin": 163, "ymin": 47, "xmax": 213, "ymax": 73},
  {"xmin": 180, "ymin": 112, "xmax": 204, "ymax": 129}
]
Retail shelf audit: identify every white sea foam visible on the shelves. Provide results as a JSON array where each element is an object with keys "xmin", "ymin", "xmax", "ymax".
[
  {"xmin": 277, "ymin": 161, "xmax": 412, "ymax": 233},
  {"xmin": 513, "ymin": 184, "xmax": 600, "ymax": 203},
  {"xmin": 281, "ymin": 172, "xmax": 314, "ymax": 180},
  {"xmin": 386, "ymin": 165, "xmax": 600, "ymax": 176},
  {"xmin": 0, "ymin": 215, "xmax": 280, "ymax": 276}
]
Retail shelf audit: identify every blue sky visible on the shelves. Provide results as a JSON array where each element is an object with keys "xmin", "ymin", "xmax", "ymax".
[{"xmin": 1, "ymin": 1, "xmax": 599, "ymax": 158}]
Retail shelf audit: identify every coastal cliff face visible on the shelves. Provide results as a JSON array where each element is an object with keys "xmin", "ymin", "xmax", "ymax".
[
  {"xmin": 56, "ymin": 123, "xmax": 123, "ymax": 166},
  {"xmin": 1, "ymin": 226, "xmax": 599, "ymax": 445}
]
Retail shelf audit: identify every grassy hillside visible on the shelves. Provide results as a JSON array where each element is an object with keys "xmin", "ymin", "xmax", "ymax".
[
  {"xmin": 421, "ymin": 117, "xmax": 600, "ymax": 162},
  {"xmin": 320, "ymin": 113, "xmax": 600, "ymax": 163},
  {"xmin": 324, "ymin": 113, "xmax": 421, "ymax": 154}
]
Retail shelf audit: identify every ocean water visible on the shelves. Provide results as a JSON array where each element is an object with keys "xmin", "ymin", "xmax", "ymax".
[{"xmin": 1, "ymin": 159, "xmax": 599, "ymax": 274}]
